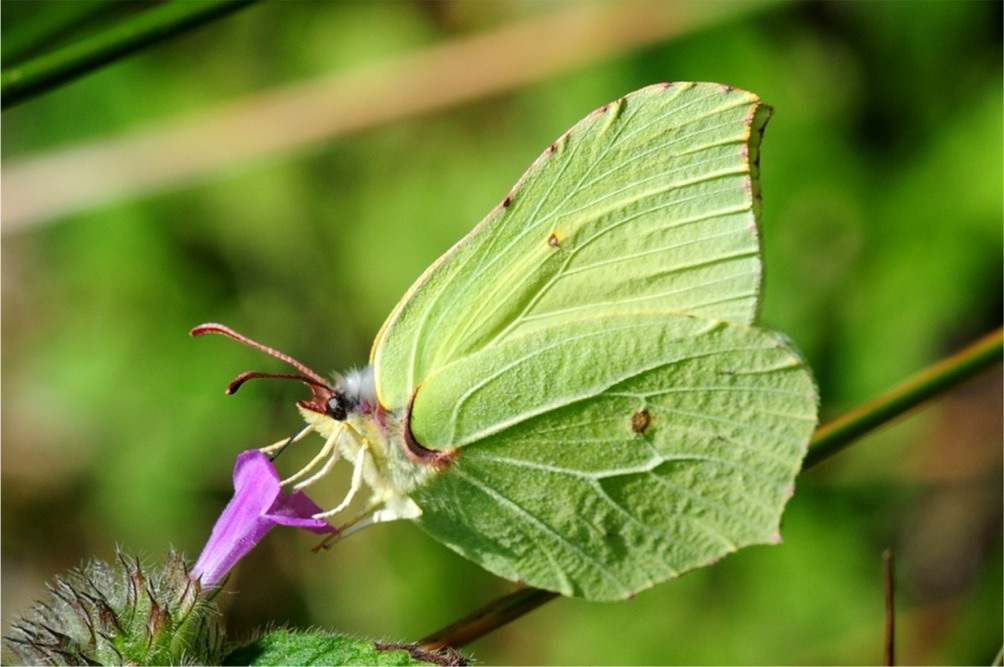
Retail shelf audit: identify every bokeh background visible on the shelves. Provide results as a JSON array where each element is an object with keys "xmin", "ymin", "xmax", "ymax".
[{"xmin": 2, "ymin": 1, "xmax": 1001, "ymax": 664}]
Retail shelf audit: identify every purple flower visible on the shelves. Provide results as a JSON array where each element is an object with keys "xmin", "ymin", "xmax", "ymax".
[{"xmin": 191, "ymin": 450, "xmax": 337, "ymax": 588}]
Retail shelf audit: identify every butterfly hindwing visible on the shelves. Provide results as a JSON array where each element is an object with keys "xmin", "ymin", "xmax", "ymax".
[{"xmin": 406, "ymin": 313, "xmax": 817, "ymax": 600}]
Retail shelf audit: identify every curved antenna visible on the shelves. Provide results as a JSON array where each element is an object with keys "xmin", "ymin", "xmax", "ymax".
[
  {"xmin": 191, "ymin": 323, "xmax": 330, "ymax": 388},
  {"xmin": 226, "ymin": 370, "xmax": 333, "ymax": 395}
]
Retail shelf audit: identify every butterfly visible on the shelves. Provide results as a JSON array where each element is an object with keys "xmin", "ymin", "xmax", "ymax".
[{"xmin": 194, "ymin": 82, "xmax": 818, "ymax": 601}]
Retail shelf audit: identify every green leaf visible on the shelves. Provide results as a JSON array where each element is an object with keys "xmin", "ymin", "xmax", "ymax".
[{"xmin": 223, "ymin": 630, "xmax": 466, "ymax": 667}]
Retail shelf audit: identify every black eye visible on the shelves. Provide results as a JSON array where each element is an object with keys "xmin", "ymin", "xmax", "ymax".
[{"xmin": 325, "ymin": 393, "xmax": 348, "ymax": 420}]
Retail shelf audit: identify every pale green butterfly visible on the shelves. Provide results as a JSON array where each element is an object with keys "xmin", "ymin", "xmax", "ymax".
[{"xmin": 195, "ymin": 82, "xmax": 818, "ymax": 601}]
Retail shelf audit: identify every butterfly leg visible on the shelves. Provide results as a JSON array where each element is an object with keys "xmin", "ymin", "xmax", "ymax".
[
  {"xmin": 280, "ymin": 423, "xmax": 343, "ymax": 486},
  {"xmin": 309, "ymin": 437, "xmax": 369, "ymax": 518},
  {"xmin": 312, "ymin": 489, "xmax": 422, "ymax": 550},
  {"xmin": 311, "ymin": 499, "xmax": 393, "ymax": 551},
  {"xmin": 337, "ymin": 504, "xmax": 404, "ymax": 536}
]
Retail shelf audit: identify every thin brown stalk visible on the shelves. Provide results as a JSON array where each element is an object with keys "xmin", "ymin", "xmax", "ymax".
[{"xmin": 883, "ymin": 548, "xmax": 895, "ymax": 666}]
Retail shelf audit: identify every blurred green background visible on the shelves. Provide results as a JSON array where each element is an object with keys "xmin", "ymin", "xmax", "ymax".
[{"xmin": 2, "ymin": 1, "xmax": 1001, "ymax": 664}]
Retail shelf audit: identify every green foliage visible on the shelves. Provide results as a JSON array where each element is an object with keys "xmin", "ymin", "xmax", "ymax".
[{"xmin": 223, "ymin": 630, "xmax": 464, "ymax": 667}]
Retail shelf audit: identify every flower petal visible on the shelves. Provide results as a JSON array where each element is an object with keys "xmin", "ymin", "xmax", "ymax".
[
  {"xmin": 191, "ymin": 450, "xmax": 336, "ymax": 588},
  {"xmin": 233, "ymin": 449, "xmax": 282, "ymax": 501},
  {"xmin": 268, "ymin": 489, "xmax": 339, "ymax": 534}
]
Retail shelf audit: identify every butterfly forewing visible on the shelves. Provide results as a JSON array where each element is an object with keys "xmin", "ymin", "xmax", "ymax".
[{"xmin": 372, "ymin": 83, "xmax": 771, "ymax": 410}]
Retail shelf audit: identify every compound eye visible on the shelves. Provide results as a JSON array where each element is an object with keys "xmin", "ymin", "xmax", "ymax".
[{"xmin": 325, "ymin": 394, "xmax": 348, "ymax": 421}]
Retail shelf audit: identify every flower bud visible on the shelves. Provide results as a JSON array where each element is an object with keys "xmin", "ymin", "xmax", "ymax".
[{"xmin": 3, "ymin": 550, "xmax": 224, "ymax": 666}]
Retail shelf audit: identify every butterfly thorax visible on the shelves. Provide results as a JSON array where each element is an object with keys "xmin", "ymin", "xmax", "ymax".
[{"xmin": 298, "ymin": 365, "xmax": 437, "ymax": 514}]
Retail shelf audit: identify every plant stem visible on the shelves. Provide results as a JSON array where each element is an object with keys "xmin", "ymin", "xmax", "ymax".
[
  {"xmin": 1, "ymin": 0, "xmax": 257, "ymax": 109},
  {"xmin": 883, "ymin": 549, "xmax": 895, "ymax": 667},
  {"xmin": 2, "ymin": 1, "xmax": 114, "ymax": 65},
  {"xmin": 418, "ymin": 587, "xmax": 558, "ymax": 652},
  {"xmin": 417, "ymin": 327, "xmax": 1003, "ymax": 650},
  {"xmin": 804, "ymin": 326, "xmax": 1002, "ymax": 470}
]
